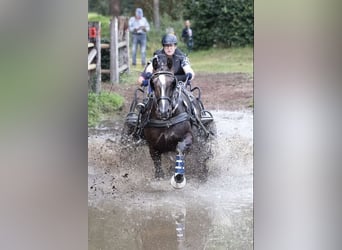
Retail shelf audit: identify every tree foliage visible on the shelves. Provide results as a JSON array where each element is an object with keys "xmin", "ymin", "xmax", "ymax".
[
  {"xmin": 89, "ymin": 0, "xmax": 184, "ymax": 20},
  {"xmin": 88, "ymin": 0, "xmax": 253, "ymax": 48},
  {"xmin": 89, "ymin": 0, "xmax": 110, "ymax": 15},
  {"xmin": 183, "ymin": 0, "xmax": 253, "ymax": 49}
]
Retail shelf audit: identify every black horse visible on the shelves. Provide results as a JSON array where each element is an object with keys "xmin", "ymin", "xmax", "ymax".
[{"xmin": 124, "ymin": 55, "xmax": 214, "ymax": 188}]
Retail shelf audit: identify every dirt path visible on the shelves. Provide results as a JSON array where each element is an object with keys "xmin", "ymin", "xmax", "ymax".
[{"xmin": 106, "ymin": 72, "xmax": 253, "ymax": 112}]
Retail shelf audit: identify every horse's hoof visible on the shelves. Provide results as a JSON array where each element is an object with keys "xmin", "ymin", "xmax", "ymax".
[{"xmin": 171, "ymin": 174, "xmax": 186, "ymax": 189}]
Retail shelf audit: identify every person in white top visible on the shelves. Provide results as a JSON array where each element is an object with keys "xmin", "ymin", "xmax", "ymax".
[
  {"xmin": 181, "ymin": 20, "xmax": 193, "ymax": 53},
  {"xmin": 128, "ymin": 8, "xmax": 150, "ymax": 66}
]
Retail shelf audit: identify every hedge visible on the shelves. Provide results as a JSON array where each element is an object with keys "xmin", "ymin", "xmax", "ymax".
[{"xmin": 183, "ymin": 0, "xmax": 253, "ymax": 49}]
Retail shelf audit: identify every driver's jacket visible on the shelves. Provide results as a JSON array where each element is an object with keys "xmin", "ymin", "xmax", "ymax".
[{"xmin": 142, "ymin": 48, "xmax": 194, "ymax": 82}]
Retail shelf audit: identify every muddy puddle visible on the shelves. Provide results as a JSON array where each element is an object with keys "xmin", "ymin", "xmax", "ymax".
[{"xmin": 88, "ymin": 110, "xmax": 253, "ymax": 249}]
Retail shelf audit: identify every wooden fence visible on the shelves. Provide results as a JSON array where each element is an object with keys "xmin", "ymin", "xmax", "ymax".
[
  {"xmin": 88, "ymin": 22, "xmax": 101, "ymax": 93},
  {"xmin": 88, "ymin": 17, "xmax": 130, "ymax": 93}
]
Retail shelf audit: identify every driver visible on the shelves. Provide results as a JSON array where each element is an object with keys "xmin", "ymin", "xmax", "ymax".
[{"xmin": 138, "ymin": 33, "xmax": 195, "ymax": 88}]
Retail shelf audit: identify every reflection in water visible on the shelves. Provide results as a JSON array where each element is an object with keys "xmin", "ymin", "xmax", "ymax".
[
  {"xmin": 174, "ymin": 207, "xmax": 186, "ymax": 244},
  {"xmin": 89, "ymin": 191, "xmax": 253, "ymax": 250}
]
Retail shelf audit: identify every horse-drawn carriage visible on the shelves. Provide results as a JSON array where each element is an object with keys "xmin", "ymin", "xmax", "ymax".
[{"xmin": 123, "ymin": 55, "xmax": 215, "ymax": 188}]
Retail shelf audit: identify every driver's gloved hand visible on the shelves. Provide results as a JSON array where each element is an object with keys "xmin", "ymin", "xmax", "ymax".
[
  {"xmin": 141, "ymin": 72, "xmax": 152, "ymax": 87},
  {"xmin": 141, "ymin": 79, "xmax": 149, "ymax": 87}
]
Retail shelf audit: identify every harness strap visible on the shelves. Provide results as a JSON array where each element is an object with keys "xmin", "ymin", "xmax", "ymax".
[
  {"xmin": 180, "ymin": 86, "xmax": 213, "ymax": 137},
  {"xmin": 146, "ymin": 112, "xmax": 190, "ymax": 128}
]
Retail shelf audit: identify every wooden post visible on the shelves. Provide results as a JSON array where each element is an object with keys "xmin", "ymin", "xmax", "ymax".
[
  {"xmin": 88, "ymin": 21, "xmax": 101, "ymax": 94},
  {"xmin": 110, "ymin": 17, "xmax": 119, "ymax": 84},
  {"xmin": 95, "ymin": 22, "xmax": 101, "ymax": 93},
  {"xmin": 126, "ymin": 27, "xmax": 130, "ymax": 74},
  {"xmin": 108, "ymin": 16, "xmax": 129, "ymax": 84}
]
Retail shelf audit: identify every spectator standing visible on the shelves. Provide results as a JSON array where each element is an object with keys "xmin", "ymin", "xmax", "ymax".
[
  {"xmin": 181, "ymin": 20, "xmax": 193, "ymax": 52},
  {"xmin": 128, "ymin": 8, "xmax": 150, "ymax": 66}
]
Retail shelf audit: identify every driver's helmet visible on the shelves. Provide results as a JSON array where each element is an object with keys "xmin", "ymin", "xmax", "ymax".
[{"xmin": 161, "ymin": 34, "xmax": 178, "ymax": 46}]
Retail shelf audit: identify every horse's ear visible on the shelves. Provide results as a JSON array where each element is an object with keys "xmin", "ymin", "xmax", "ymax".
[
  {"xmin": 152, "ymin": 56, "xmax": 159, "ymax": 71},
  {"xmin": 167, "ymin": 57, "xmax": 173, "ymax": 70}
]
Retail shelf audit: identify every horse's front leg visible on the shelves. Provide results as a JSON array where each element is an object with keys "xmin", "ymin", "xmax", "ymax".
[
  {"xmin": 177, "ymin": 132, "xmax": 193, "ymax": 153},
  {"xmin": 149, "ymin": 147, "xmax": 164, "ymax": 179},
  {"xmin": 171, "ymin": 132, "xmax": 193, "ymax": 188}
]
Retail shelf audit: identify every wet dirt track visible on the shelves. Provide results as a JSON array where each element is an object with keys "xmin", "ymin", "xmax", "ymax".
[{"xmin": 88, "ymin": 110, "xmax": 253, "ymax": 249}]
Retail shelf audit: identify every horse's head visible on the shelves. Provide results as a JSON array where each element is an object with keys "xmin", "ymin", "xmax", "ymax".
[{"xmin": 150, "ymin": 56, "xmax": 177, "ymax": 120}]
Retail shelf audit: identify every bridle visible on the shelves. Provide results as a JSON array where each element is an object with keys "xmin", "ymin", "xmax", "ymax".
[
  {"xmin": 143, "ymin": 71, "xmax": 193, "ymax": 129},
  {"xmin": 150, "ymin": 71, "xmax": 179, "ymax": 119}
]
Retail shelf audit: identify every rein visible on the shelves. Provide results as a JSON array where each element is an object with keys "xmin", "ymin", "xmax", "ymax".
[
  {"xmin": 150, "ymin": 71, "xmax": 175, "ymax": 81},
  {"xmin": 171, "ymin": 84, "xmax": 182, "ymax": 114}
]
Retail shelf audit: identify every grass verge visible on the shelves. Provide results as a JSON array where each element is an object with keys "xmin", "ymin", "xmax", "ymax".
[
  {"xmin": 189, "ymin": 46, "xmax": 253, "ymax": 74},
  {"xmin": 88, "ymin": 92, "xmax": 124, "ymax": 127}
]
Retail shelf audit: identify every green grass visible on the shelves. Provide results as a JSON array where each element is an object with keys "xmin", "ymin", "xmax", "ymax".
[
  {"xmin": 189, "ymin": 47, "xmax": 253, "ymax": 74},
  {"xmin": 88, "ymin": 92, "xmax": 124, "ymax": 127},
  {"xmin": 119, "ymin": 70, "xmax": 142, "ymax": 84},
  {"xmin": 117, "ymin": 46, "xmax": 253, "ymax": 84}
]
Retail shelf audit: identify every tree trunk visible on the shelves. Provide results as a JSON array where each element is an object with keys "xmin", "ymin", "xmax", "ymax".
[
  {"xmin": 153, "ymin": 0, "xmax": 160, "ymax": 30},
  {"xmin": 109, "ymin": 0, "xmax": 120, "ymax": 17}
]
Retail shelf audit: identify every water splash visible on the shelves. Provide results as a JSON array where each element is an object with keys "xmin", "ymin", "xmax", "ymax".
[{"xmin": 88, "ymin": 110, "xmax": 253, "ymax": 249}]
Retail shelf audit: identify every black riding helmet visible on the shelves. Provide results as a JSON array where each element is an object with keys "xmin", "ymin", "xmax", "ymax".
[{"xmin": 161, "ymin": 34, "xmax": 177, "ymax": 46}]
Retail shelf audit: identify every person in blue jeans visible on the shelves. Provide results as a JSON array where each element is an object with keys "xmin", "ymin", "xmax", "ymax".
[{"xmin": 129, "ymin": 8, "xmax": 150, "ymax": 66}]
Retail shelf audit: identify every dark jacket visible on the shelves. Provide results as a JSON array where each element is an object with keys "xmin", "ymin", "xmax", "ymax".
[
  {"xmin": 182, "ymin": 28, "xmax": 190, "ymax": 41},
  {"xmin": 153, "ymin": 48, "xmax": 190, "ymax": 80}
]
